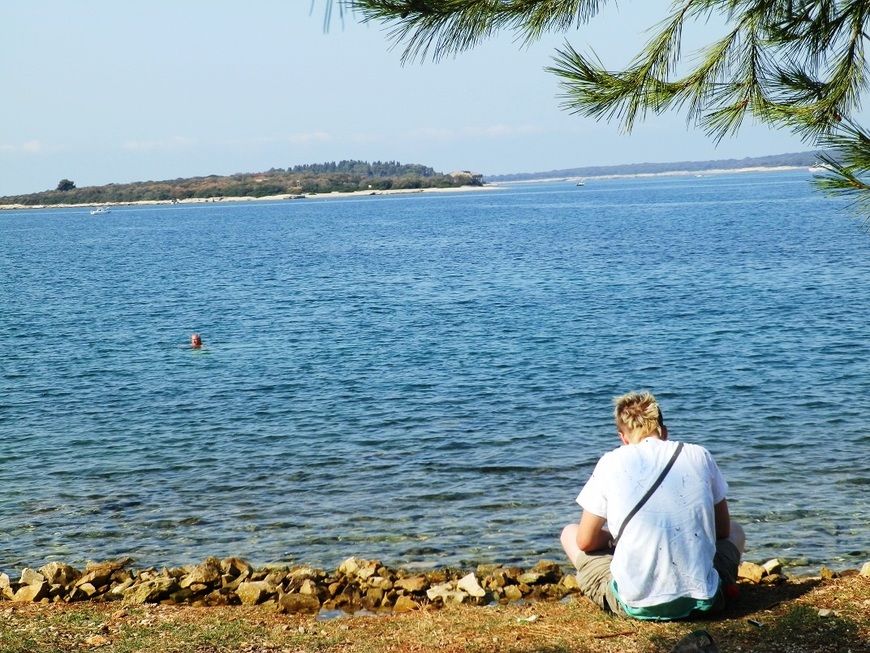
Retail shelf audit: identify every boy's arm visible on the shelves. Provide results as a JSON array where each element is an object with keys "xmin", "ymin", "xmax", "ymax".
[
  {"xmin": 714, "ymin": 499, "xmax": 731, "ymax": 540},
  {"xmin": 576, "ymin": 510, "xmax": 611, "ymax": 552}
]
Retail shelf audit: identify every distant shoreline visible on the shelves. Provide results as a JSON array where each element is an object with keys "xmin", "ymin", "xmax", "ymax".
[
  {"xmin": 0, "ymin": 184, "xmax": 498, "ymax": 212},
  {"xmin": 492, "ymin": 165, "xmax": 819, "ymax": 185},
  {"xmin": 0, "ymin": 165, "xmax": 821, "ymax": 211}
]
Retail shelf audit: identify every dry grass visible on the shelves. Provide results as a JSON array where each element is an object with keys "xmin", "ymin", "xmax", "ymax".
[{"xmin": 0, "ymin": 575, "xmax": 867, "ymax": 653}]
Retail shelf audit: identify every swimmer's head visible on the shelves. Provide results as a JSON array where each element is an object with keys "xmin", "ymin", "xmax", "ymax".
[{"xmin": 190, "ymin": 333, "xmax": 203, "ymax": 348}]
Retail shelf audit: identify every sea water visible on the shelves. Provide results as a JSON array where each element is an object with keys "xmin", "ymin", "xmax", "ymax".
[{"xmin": 1, "ymin": 171, "xmax": 868, "ymax": 574}]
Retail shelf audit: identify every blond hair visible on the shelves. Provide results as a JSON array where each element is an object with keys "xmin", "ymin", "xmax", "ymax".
[{"xmin": 613, "ymin": 391, "xmax": 663, "ymax": 439}]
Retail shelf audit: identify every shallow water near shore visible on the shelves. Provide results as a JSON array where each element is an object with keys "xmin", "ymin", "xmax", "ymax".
[{"xmin": 1, "ymin": 171, "xmax": 868, "ymax": 574}]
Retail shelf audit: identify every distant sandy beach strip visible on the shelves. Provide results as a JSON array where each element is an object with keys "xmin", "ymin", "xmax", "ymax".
[
  {"xmin": 498, "ymin": 164, "xmax": 820, "ymax": 185},
  {"xmin": 0, "ymin": 184, "xmax": 501, "ymax": 211}
]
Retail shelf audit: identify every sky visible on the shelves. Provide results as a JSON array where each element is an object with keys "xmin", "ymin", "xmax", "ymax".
[{"xmin": 0, "ymin": 1, "xmax": 824, "ymax": 195}]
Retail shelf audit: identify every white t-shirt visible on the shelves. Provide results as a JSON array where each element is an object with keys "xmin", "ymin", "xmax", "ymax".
[{"xmin": 576, "ymin": 438, "xmax": 728, "ymax": 607}]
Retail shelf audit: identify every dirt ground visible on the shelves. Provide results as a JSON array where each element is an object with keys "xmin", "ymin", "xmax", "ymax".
[{"xmin": 0, "ymin": 574, "xmax": 867, "ymax": 653}]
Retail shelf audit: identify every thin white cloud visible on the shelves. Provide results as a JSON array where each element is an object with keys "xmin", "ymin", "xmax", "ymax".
[
  {"xmin": 480, "ymin": 124, "xmax": 544, "ymax": 137},
  {"xmin": 121, "ymin": 136, "xmax": 195, "ymax": 152},
  {"xmin": 286, "ymin": 131, "xmax": 331, "ymax": 144},
  {"xmin": 404, "ymin": 124, "xmax": 546, "ymax": 142},
  {"xmin": 0, "ymin": 140, "xmax": 44, "ymax": 154}
]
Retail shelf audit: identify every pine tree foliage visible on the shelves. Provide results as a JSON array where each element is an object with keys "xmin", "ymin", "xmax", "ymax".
[{"xmin": 323, "ymin": 0, "xmax": 870, "ymax": 209}]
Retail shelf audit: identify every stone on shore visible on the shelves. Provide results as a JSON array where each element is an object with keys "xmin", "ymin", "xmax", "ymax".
[
  {"xmin": 860, "ymin": 561, "xmax": 870, "ymax": 577},
  {"xmin": 221, "ymin": 557, "xmax": 252, "ymax": 579},
  {"xmin": 761, "ymin": 559, "xmax": 782, "ymax": 575},
  {"xmin": 393, "ymin": 595, "xmax": 418, "ymax": 612},
  {"xmin": 738, "ymin": 562, "xmax": 765, "ymax": 584},
  {"xmin": 20, "ymin": 569, "xmax": 46, "ymax": 586},
  {"xmin": 426, "ymin": 582, "xmax": 466, "ymax": 605},
  {"xmin": 123, "ymin": 578, "xmax": 177, "ymax": 604},
  {"xmin": 456, "ymin": 573, "xmax": 485, "ymax": 598},
  {"xmin": 394, "ymin": 576, "xmax": 428, "ymax": 593},
  {"xmin": 277, "ymin": 592, "xmax": 320, "ymax": 614},
  {"xmin": 76, "ymin": 559, "xmax": 132, "ymax": 590},
  {"xmin": 39, "ymin": 562, "xmax": 80, "ymax": 587},
  {"xmin": 179, "ymin": 558, "xmax": 222, "ymax": 588},
  {"xmin": 13, "ymin": 581, "xmax": 47, "ymax": 603},
  {"xmin": 236, "ymin": 581, "xmax": 272, "ymax": 606},
  {"xmin": 503, "ymin": 585, "xmax": 524, "ymax": 602}
]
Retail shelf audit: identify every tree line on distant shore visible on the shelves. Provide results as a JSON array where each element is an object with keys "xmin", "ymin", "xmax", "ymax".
[{"xmin": 1, "ymin": 160, "xmax": 481, "ymax": 206}]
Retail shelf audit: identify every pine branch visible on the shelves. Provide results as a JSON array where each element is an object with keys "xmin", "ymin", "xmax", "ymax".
[
  {"xmin": 814, "ymin": 120, "xmax": 870, "ymax": 212},
  {"xmin": 352, "ymin": 0, "xmax": 604, "ymax": 62}
]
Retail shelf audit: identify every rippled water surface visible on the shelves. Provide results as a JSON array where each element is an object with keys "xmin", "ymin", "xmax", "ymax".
[{"xmin": 1, "ymin": 172, "xmax": 868, "ymax": 574}]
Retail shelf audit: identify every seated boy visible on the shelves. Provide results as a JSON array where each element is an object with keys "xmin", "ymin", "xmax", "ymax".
[{"xmin": 560, "ymin": 391, "xmax": 745, "ymax": 619}]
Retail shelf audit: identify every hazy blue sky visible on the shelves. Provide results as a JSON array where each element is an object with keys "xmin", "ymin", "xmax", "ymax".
[{"xmin": 1, "ymin": 1, "xmax": 822, "ymax": 195}]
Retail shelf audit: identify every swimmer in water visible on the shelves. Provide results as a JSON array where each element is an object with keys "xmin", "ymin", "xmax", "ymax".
[{"xmin": 190, "ymin": 333, "xmax": 203, "ymax": 349}]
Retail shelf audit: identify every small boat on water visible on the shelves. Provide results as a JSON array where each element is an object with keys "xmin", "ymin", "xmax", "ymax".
[
  {"xmin": 575, "ymin": 179, "xmax": 585, "ymax": 187},
  {"xmin": 90, "ymin": 207, "xmax": 111, "ymax": 215}
]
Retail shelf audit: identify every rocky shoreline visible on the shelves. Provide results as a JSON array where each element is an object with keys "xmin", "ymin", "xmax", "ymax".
[{"xmin": 3, "ymin": 556, "xmax": 867, "ymax": 615}]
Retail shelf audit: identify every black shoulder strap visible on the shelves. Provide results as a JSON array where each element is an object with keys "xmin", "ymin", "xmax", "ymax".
[{"xmin": 612, "ymin": 441, "xmax": 684, "ymax": 547}]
